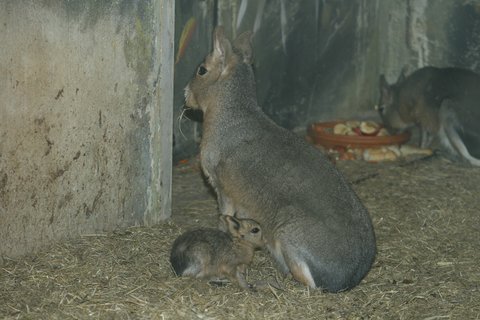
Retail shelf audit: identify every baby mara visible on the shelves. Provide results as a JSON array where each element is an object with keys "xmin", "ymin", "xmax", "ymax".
[{"xmin": 170, "ymin": 215, "xmax": 264, "ymax": 289}]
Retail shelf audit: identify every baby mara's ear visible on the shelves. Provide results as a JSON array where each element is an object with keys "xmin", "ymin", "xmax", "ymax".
[
  {"xmin": 213, "ymin": 26, "xmax": 233, "ymax": 63},
  {"xmin": 233, "ymin": 31, "xmax": 254, "ymax": 64},
  {"xmin": 222, "ymin": 215, "xmax": 242, "ymax": 237},
  {"xmin": 217, "ymin": 214, "xmax": 229, "ymax": 232}
]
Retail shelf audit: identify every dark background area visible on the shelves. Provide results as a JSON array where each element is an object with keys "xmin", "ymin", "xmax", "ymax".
[{"xmin": 173, "ymin": 0, "xmax": 480, "ymax": 161}]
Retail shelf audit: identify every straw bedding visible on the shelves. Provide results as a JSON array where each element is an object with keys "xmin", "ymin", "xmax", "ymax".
[{"xmin": 1, "ymin": 155, "xmax": 479, "ymax": 319}]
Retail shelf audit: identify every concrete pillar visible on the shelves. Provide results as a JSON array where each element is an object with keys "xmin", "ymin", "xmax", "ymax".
[{"xmin": 0, "ymin": 0, "xmax": 174, "ymax": 257}]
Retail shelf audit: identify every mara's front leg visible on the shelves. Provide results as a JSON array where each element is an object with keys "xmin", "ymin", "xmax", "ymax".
[
  {"xmin": 201, "ymin": 161, "xmax": 235, "ymax": 216},
  {"xmin": 216, "ymin": 189, "xmax": 235, "ymax": 216}
]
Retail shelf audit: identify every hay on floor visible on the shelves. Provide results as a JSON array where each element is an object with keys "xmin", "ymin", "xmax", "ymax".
[{"xmin": 1, "ymin": 156, "xmax": 479, "ymax": 319}]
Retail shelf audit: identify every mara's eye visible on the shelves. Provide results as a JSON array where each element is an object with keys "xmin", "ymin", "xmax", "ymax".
[
  {"xmin": 251, "ymin": 227, "xmax": 260, "ymax": 234},
  {"xmin": 197, "ymin": 65, "xmax": 207, "ymax": 76}
]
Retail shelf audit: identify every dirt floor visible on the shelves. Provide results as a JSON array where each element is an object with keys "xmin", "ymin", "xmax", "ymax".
[{"xmin": 1, "ymin": 154, "xmax": 480, "ymax": 319}]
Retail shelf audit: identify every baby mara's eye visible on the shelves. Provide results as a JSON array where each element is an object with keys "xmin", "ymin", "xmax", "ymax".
[
  {"xmin": 197, "ymin": 65, "xmax": 208, "ymax": 76},
  {"xmin": 251, "ymin": 227, "xmax": 260, "ymax": 234}
]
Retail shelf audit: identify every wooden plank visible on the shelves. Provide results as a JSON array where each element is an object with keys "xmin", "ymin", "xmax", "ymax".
[{"xmin": 146, "ymin": 0, "xmax": 174, "ymax": 224}]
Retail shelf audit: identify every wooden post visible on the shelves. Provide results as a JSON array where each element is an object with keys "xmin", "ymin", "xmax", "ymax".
[{"xmin": 146, "ymin": 0, "xmax": 174, "ymax": 224}]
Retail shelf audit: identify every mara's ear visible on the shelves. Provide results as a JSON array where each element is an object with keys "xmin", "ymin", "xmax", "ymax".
[
  {"xmin": 224, "ymin": 215, "xmax": 241, "ymax": 236},
  {"xmin": 213, "ymin": 26, "xmax": 232, "ymax": 61},
  {"xmin": 217, "ymin": 214, "xmax": 227, "ymax": 231},
  {"xmin": 379, "ymin": 74, "xmax": 393, "ymax": 103},
  {"xmin": 233, "ymin": 31, "xmax": 253, "ymax": 64}
]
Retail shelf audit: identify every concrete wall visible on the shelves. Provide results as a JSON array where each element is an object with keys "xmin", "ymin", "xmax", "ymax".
[
  {"xmin": 0, "ymin": 0, "xmax": 174, "ymax": 257},
  {"xmin": 173, "ymin": 0, "xmax": 480, "ymax": 159}
]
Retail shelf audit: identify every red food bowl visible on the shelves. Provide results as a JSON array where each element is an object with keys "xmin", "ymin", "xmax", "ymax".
[{"xmin": 307, "ymin": 121, "xmax": 411, "ymax": 149}]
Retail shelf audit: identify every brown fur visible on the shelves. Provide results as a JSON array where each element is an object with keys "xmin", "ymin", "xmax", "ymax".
[{"xmin": 169, "ymin": 215, "xmax": 264, "ymax": 289}]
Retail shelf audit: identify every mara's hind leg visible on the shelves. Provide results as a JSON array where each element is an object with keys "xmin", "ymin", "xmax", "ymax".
[
  {"xmin": 287, "ymin": 259, "xmax": 316, "ymax": 288},
  {"xmin": 447, "ymin": 128, "xmax": 480, "ymax": 166},
  {"xmin": 439, "ymin": 102, "xmax": 480, "ymax": 166},
  {"xmin": 282, "ymin": 249, "xmax": 351, "ymax": 292},
  {"xmin": 269, "ymin": 239, "xmax": 316, "ymax": 288}
]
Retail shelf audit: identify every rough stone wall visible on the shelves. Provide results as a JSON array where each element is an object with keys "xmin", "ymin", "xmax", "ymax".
[{"xmin": 0, "ymin": 0, "xmax": 173, "ymax": 257}]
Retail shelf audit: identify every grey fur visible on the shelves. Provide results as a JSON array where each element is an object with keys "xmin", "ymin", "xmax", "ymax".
[{"xmin": 184, "ymin": 27, "xmax": 376, "ymax": 292}]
